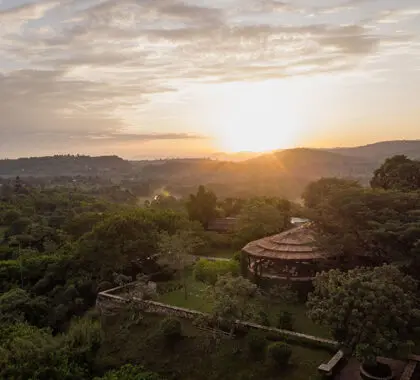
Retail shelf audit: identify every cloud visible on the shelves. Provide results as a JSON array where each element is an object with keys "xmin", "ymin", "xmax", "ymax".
[
  {"xmin": 0, "ymin": 0, "xmax": 417, "ymax": 157},
  {"xmin": 376, "ymin": 8, "xmax": 420, "ymax": 24}
]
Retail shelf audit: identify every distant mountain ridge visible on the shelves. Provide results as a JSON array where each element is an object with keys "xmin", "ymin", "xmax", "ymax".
[
  {"xmin": 0, "ymin": 155, "xmax": 131, "ymax": 177},
  {"xmin": 0, "ymin": 140, "xmax": 419, "ymax": 186},
  {"xmin": 324, "ymin": 140, "xmax": 420, "ymax": 161}
]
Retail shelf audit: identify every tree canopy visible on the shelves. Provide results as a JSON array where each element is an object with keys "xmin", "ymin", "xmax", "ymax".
[
  {"xmin": 307, "ymin": 265, "xmax": 420, "ymax": 363},
  {"xmin": 234, "ymin": 197, "xmax": 291, "ymax": 247},
  {"xmin": 302, "ymin": 177, "xmax": 361, "ymax": 209},
  {"xmin": 371, "ymin": 155, "xmax": 420, "ymax": 192},
  {"xmin": 306, "ymin": 184, "xmax": 420, "ymax": 266},
  {"xmin": 186, "ymin": 185, "xmax": 218, "ymax": 229}
]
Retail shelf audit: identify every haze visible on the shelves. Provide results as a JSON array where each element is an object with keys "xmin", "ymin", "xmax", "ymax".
[{"xmin": 1, "ymin": 0, "xmax": 419, "ymax": 159}]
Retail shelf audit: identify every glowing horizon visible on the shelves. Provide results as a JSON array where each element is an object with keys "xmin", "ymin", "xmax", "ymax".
[{"xmin": 0, "ymin": 0, "xmax": 419, "ymax": 159}]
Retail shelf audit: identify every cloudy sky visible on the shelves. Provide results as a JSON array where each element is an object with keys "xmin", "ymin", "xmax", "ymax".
[{"xmin": 0, "ymin": 0, "xmax": 419, "ymax": 158}]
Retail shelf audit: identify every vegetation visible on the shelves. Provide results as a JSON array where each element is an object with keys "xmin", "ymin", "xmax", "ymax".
[
  {"xmin": 234, "ymin": 197, "xmax": 291, "ymax": 248},
  {"xmin": 307, "ymin": 265, "xmax": 420, "ymax": 364},
  {"xmin": 157, "ymin": 230, "xmax": 202, "ymax": 299},
  {"xmin": 267, "ymin": 342, "xmax": 292, "ymax": 367},
  {"xmin": 1, "ymin": 151, "xmax": 420, "ymax": 379},
  {"xmin": 371, "ymin": 155, "xmax": 420, "ymax": 191},
  {"xmin": 194, "ymin": 258, "xmax": 239, "ymax": 285}
]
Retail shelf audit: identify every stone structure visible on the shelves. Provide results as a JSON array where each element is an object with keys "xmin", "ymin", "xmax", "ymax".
[
  {"xmin": 96, "ymin": 282, "xmax": 338, "ymax": 350},
  {"xmin": 242, "ymin": 223, "xmax": 335, "ymax": 284}
]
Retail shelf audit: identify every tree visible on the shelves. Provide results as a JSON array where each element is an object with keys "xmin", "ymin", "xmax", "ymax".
[
  {"xmin": 207, "ymin": 274, "xmax": 262, "ymax": 335},
  {"xmin": 0, "ymin": 322, "xmax": 86, "ymax": 379},
  {"xmin": 78, "ymin": 209, "xmax": 188, "ymax": 281},
  {"xmin": 186, "ymin": 186, "xmax": 218, "ymax": 228},
  {"xmin": 307, "ymin": 265, "xmax": 419, "ymax": 364},
  {"xmin": 371, "ymin": 155, "xmax": 420, "ymax": 191},
  {"xmin": 302, "ymin": 177, "xmax": 361, "ymax": 209},
  {"xmin": 308, "ymin": 186, "xmax": 420, "ymax": 266},
  {"xmin": 157, "ymin": 230, "xmax": 202, "ymax": 299},
  {"xmin": 234, "ymin": 197, "xmax": 291, "ymax": 248}
]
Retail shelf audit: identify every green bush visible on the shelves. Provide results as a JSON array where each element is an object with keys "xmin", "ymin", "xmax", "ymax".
[
  {"xmin": 233, "ymin": 251, "xmax": 242, "ymax": 262},
  {"xmin": 194, "ymin": 258, "xmax": 239, "ymax": 285},
  {"xmin": 257, "ymin": 311, "xmax": 270, "ymax": 327},
  {"xmin": 267, "ymin": 342, "xmax": 292, "ymax": 367},
  {"xmin": 159, "ymin": 317, "xmax": 182, "ymax": 343},
  {"xmin": 277, "ymin": 311, "xmax": 294, "ymax": 330},
  {"xmin": 246, "ymin": 331, "xmax": 267, "ymax": 360},
  {"xmin": 265, "ymin": 331, "xmax": 337, "ymax": 352}
]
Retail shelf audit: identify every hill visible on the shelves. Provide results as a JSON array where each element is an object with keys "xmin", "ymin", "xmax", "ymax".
[
  {"xmin": 0, "ymin": 155, "xmax": 132, "ymax": 177},
  {"xmin": 242, "ymin": 148, "xmax": 373, "ymax": 179},
  {"xmin": 326, "ymin": 140, "xmax": 420, "ymax": 161},
  {"xmin": 1, "ymin": 140, "xmax": 418, "ymax": 200}
]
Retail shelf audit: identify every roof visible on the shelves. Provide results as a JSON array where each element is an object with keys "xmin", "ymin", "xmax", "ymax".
[
  {"xmin": 207, "ymin": 217, "xmax": 237, "ymax": 232},
  {"xmin": 242, "ymin": 224, "xmax": 334, "ymax": 260}
]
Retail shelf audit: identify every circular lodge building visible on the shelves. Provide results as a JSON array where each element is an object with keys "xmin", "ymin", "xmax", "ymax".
[{"xmin": 242, "ymin": 224, "xmax": 335, "ymax": 284}]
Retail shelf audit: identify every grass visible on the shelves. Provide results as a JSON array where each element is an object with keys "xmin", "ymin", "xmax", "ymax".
[
  {"xmin": 196, "ymin": 248, "xmax": 236, "ymax": 259},
  {"xmin": 99, "ymin": 312, "xmax": 331, "ymax": 380},
  {"xmin": 158, "ymin": 274, "xmax": 331, "ymax": 339}
]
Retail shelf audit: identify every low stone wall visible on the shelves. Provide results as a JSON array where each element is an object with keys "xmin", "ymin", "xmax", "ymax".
[{"xmin": 97, "ymin": 283, "xmax": 339, "ymax": 351}]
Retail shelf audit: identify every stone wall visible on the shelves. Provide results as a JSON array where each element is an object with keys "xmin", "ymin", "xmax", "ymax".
[{"xmin": 97, "ymin": 283, "xmax": 339, "ymax": 351}]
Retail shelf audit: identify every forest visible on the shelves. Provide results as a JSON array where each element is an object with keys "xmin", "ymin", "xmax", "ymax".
[{"xmin": 0, "ymin": 154, "xmax": 420, "ymax": 379}]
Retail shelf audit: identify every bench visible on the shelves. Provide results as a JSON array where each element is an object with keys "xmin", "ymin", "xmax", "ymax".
[
  {"xmin": 400, "ymin": 355, "xmax": 420, "ymax": 380},
  {"xmin": 318, "ymin": 350, "xmax": 345, "ymax": 377}
]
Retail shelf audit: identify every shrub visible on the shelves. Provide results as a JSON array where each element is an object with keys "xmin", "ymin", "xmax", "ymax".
[
  {"xmin": 233, "ymin": 251, "xmax": 242, "ymax": 262},
  {"xmin": 267, "ymin": 342, "xmax": 292, "ymax": 366},
  {"xmin": 257, "ymin": 311, "xmax": 270, "ymax": 327},
  {"xmin": 194, "ymin": 258, "xmax": 239, "ymax": 285},
  {"xmin": 265, "ymin": 330, "xmax": 337, "ymax": 352},
  {"xmin": 246, "ymin": 331, "xmax": 267, "ymax": 360},
  {"xmin": 277, "ymin": 311, "xmax": 294, "ymax": 330},
  {"xmin": 159, "ymin": 317, "xmax": 182, "ymax": 344}
]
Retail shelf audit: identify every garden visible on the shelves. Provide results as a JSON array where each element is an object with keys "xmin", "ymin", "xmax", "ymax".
[
  {"xmin": 98, "ymin": 310, "xmax": 332, "ymax": 380},
  {"xmin": 156, "ymin": 259, "xmax": 331, "ymax": 339}
]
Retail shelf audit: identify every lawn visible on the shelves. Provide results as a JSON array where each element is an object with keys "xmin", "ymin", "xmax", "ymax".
[
  {"xmin": 197, "ymin": 248, "xmax": 236, "ymax": 259},
  {"xmin": 158, "ymin": 274, "xmax": 331, "ymax": 339},
  {"xmin": 99, "ymin": 312, "xmax": 331, "ymax": 380}
]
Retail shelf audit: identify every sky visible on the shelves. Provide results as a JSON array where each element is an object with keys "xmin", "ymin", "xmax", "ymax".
[{"xmin": 0, "ymin": 0, "xmax": 419, "ymax": 159}]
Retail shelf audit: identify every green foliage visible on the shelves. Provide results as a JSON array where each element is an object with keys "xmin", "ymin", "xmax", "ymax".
[
  {"xmin": 0, "ymin": 322, "xmax": 86, "ymax": 379},
  {"xmin": 267, "ymin": 342, "xmax": 292, "ymax": 366},
  {"xmin": 234, "ymin": 197, "xmax": 291, "ymax": 248},
  {"xmin": 371, "ymin": 155, "xmax": 420, "ymax": 191},
  {"xmin": 60, "ymin": 317, "xmax": 102, "ymax": 370},
  {"xmin": 0, "ymin": 288, "xmax": 50, "ymax": 327},
  {"xmin": 307, "ymin": 265, "xmax": 419, "ymax": 364},
  {"xmin": 302, "ymin": 178, "xmax": 361, "ymax": 209},
  {"xmin": 78, "ymin": 209, "xmax": 189, "ymax": 281},
  {"xmin": 308, "ymin": 185, "xmax": 420, "ymax": 265},
  {"xmin": 64, "ymin": 211, "xmax": 106, "ymax": 239},
  {"xmin": 246, "ymin": 331, "xmax": 267, "ymax": 360},
  {"xmin": 186, "ymin": 185, "xmax": 218, "ymax": 228},
  {"xmin": 194, "ymin": 258, "xmax": 239, "ymax": 285},
  {"xmin": 159, "ymin": 317, "xmax": 182, "ymax": 344},
  {"xmin": 2, "ymin": 209, "xmax": 21, "ymax": 225},
  {"xmin": 277, "ymin": 311, "xmax": 294, "ymax": 331},
  {"xmin": 158, "ymin": 230, "xmax": 203, "ymax": 299},
  {"xmin": 208, "ymin": 274, "xmax": 262, "ymax": 326},
  {"xmin": 94, "ymin": 365, "xmax": 163, "ymax": 380}
]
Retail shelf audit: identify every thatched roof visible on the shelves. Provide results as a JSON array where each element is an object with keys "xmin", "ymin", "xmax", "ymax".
[{"xmin": 242, "ymin": 224, "xmax": 333, "ymax": 260}]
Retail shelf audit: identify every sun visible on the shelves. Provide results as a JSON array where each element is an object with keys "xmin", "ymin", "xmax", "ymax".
[{"xmin": 211, "ymin": 81, "xmax": 304, "ymax": 153}]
